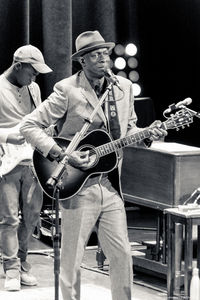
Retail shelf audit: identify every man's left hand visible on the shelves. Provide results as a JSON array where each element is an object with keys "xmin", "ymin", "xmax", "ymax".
[{"xmin": 149, "ymin": 120, "xmax": 168, "ymax": 141}]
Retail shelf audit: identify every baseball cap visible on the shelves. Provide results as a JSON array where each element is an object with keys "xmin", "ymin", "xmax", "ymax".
[{"xmin": 13, "ymin": 45, "xmax": 53, "ymax": 74}]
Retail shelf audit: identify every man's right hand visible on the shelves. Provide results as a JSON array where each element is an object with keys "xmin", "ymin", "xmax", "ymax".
[
  {"xmin": 68, "ymin": 150, "xmax": 96, "ymax": 170},
  {"xmin": 49, "ymin": 145, "xmax": 96, "ymax": 169}
]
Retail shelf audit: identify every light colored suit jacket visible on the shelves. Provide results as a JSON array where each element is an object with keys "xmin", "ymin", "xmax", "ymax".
[
  {"xmin": 21, "ymin": 71, "xmax": 140, "ymax": 154},
  {"xmin": 20, "ymin": 71, "xmax": 144, "ymax": 195}
]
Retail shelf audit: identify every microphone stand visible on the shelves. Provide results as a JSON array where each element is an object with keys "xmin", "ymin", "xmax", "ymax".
[
  {"xmin": 184, "ymin": 106, "xmax": 200, "ymax": 119},
  {"xmin": 46, "ymin": 81, "xmax": 114, "ymax": 300},
  {"xmin": 52, "ymin": 180, "xmax": 62, "ymax": 300}
]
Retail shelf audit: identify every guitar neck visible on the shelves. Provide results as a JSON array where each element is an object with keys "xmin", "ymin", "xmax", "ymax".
[{"xmin": 95, "ymin": 122, "xmax": 167, "ymax": 157}]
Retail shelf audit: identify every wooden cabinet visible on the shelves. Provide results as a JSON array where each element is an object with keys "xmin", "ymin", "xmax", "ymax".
[{"xmin": 122, "ymin": 142, "xmax": 200, "ymax": 210}]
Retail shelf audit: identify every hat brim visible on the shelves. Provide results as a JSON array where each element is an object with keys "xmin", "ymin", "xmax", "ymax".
[
  {"xmin": 31, "ymin": 63, "xmax": 53, "ymax": 74},
  {"xmin": 71, "ymin": 42, "xmax": 115, "ymax": 60}
]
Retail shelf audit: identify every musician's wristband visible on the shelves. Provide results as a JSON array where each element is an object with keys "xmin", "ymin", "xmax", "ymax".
[
  {"xmin": 50, "ymin": 149, "xmax": 66, "ymax": 162},
  {"xmin": 58, "ymin": 149, "xmax": 67, "ymax": 162}
]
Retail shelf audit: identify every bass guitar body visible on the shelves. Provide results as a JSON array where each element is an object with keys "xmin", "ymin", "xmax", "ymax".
[
  {"xmin": 33, "ymin": 130, "xmax": 118, "ymax": 200},
  {"xmin": 0, "ymin": 142, "xmax": 33, "ymax": 176}
]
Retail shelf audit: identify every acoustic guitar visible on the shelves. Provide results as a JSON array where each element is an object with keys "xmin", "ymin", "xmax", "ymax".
[{"xmin": 33, "ymin": 108, "xmax": 194, "ymax": 200}]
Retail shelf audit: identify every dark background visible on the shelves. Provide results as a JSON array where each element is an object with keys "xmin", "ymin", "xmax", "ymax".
[{"xmin": 0, "ymin": 0, "xmax": 200, "ymax": 146}]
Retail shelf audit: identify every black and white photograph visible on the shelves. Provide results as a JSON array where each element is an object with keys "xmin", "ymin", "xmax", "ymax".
[{"xmin": 1, "ymin": 1, "xmax": 200, "ymax": 299}]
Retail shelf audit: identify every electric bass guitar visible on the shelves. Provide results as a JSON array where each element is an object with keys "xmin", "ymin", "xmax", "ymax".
[
  {"xmin": 0, "ymin": 142, "xmax": 33, "ymax": 177},
  {"xmin": 33, "ymin": 108, "xmax": 194, "ymax": 200}
]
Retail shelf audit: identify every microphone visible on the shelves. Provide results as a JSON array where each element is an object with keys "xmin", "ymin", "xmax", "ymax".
[
  {"xmin": 163, "ymin": 97, "xmax": 192, "ymax": 114},
  {"xmin": 104, "ymin": 68, "xmax": 122, "ymax": 90},
  {"xmin": 46, "ymin": 155, "xmax": 69, "ymax": 188}
]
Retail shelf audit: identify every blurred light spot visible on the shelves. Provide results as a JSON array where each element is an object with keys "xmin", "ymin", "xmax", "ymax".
[
  {"xmin": 114, "ymin": 57, "xmax": 126, "ymax": 70},
  {"xmin": 125, "ymin": 43, "xmax": 137, "ymax": 56},
  {"xmin": 117, "ymin": 71, "xmax": 127, "ymax": 78},
  {"xmin": 132, "ymin": 83, "xmax": 141, "ymax": 96},
  {"xmin": 114, "ymin": 44, "xmax": 125, "ymax": 56},
  {"xmin": 127, "ymin": 57, "xmax": 138, "ymax": 68},
  {"xmin": 129, "ymin": 70, "xmax": 139, "ymax": 82}
]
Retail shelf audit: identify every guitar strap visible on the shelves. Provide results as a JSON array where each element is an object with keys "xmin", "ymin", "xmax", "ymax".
[
  {"xmin": 94, "ymin": 81, "xmax": 121, "ymax": 140},
  {"xmin": 27, "ymin": 85, "xmax": 36, "ymax": 109},
  {"xmin": 107, "ymin": 86, "xmax": 121, "ymax": 140}
]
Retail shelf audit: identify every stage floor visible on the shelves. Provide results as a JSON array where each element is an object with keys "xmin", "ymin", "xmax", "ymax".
[{"xmin": 0, "ymin": 206, "xmax": 168, "ymax": 299}]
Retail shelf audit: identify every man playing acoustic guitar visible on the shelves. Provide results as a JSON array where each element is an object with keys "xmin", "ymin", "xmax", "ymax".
[
  {"xmin": 20, "ymin": 31, "xmax": 167, "ymax": 300},
  {"xmin": 0, "ymin": 45, "xmax": 52, "ymax": 291}
]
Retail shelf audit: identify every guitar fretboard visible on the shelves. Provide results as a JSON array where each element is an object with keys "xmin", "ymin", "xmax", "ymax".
[
  {"xmin": 93, "ymin": 120, "xmax": 172, "ymax": 157},
  {"xmin": 95, "ymin": 128, "xmax": 152, "ymax": 157},
  {"xmin": 90, "ymin": 107, "xmax": 193, "ymax": 158}
]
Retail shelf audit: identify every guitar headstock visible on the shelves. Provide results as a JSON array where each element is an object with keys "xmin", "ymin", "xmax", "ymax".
[{"xmin": 164, "ymin": 108, "xmax": 194, "ymax": 131}]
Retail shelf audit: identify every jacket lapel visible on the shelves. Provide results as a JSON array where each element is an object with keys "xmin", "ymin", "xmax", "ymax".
[{"xmin": 78, "ymin": 72, "xmax": 107, "ymax": 125}]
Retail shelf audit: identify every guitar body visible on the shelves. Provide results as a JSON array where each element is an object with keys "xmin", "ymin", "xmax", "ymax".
[
  {"xmin": 33, "ymin": 130, "xmax": 118, "ymax": 200},
  {"xmin": 0, "ymin": 142, "xmax": 33, "ymax": 176},
  {"xmin": 33, "ymin": 107, "xmax": 194, "ymax": 200}
]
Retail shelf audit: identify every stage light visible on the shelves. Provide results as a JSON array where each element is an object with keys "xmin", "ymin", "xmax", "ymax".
[
  {"xmin": 114, "ymin": 44, "xmax": 125, "ymax": 56},
  {"xmin": 125, "ymin": 43, "xmax": 137, "ymax": 56},
  {"xmin": 129, "ymin": 70, "xmax": 139, "ymax": 82},
  {"xmin": 114, "ymin": 57, "xmax": 126, "ymax": 70},
  {"xmin": 127, "ymin": 57, "xmax": 138, "ymax": 69},
  {"xmin": 111, "ymin": 41, "xmax": 142, "ymax": 95},
  {"xmin": 132, "ymin": 83, "xmax": 141, "ymax": 96},
  {"xmin": 117, "ymin": 71, "xmax": 127, "ymax": 78}
]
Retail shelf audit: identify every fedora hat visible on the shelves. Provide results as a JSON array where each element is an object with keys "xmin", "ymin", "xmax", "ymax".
[{"xmin": 71, "ymin": 31, "xmax": 115, "ymax": 60}]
